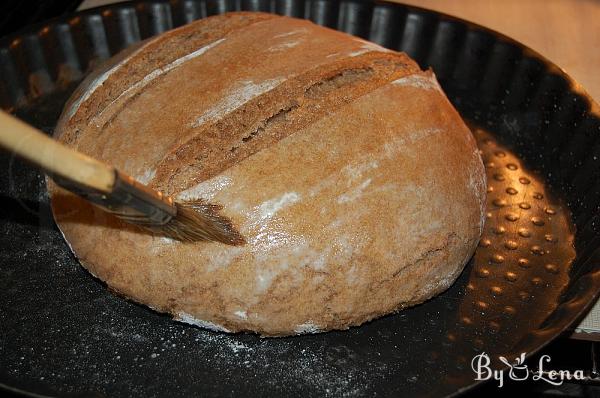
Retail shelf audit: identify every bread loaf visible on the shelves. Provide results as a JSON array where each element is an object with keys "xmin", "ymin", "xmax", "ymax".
[{"xmin": 50, "ymin": 12, "xmax": 486, "ymax": 336}]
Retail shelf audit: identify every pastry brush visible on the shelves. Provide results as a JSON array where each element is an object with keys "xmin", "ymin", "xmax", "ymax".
[{"xmin": 0, "ymin": 110, "xmax": 244, "ymax": 245}]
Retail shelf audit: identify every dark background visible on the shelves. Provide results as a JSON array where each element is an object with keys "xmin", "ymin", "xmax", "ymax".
[{"xmin": 0, "ymin": 0, "xmax": 82, "ymax": 38}]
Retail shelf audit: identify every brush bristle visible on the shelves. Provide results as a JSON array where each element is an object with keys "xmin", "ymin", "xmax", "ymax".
[{"xmin": 146, "ymin": 200, "xmax": 245, "ymax": 245}]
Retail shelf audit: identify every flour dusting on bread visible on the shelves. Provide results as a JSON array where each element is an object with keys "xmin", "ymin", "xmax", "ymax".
[
  {"xmin": 65, "ymin": 39, "xmax": 156, "ymax": 119},
  {"xmin": 258, "ymin": 192, "xmax": 300, "ymax": 219},
  {"xmin": 392, "ymin": 73, "xmax": 442, "ymax": 91},
  {"xmin": 92, "ymin": 38, "xmax": 226, "ymax": 127},
  {"xmin": 294, "ymin": 322, "xmax": 321, "ymax": 335},
  {"xmin": 176, "ymin": 312, "xmax": 231, "ymax": 333},
  {"xmin": 177, "ymin": 175, "xmax": 233, "ymax": 201},
  {"xmin": 268, "ymin": 40, "xmax": 303, "ymax": 52},
  {"xmin": 135, "ymin": 169, "xmax": 156, "ymax": 185},
  {"xmin": 348, "ymin": 41, "xmax": 392, "ymax": 57},
  {"xmin": 191, "ymin": 78, "xmax": 285, "ymax": 128}
]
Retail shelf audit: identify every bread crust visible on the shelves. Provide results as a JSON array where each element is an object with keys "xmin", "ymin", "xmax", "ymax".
[{"xmin": 50, "ymin": 12, "xmax": 486, "ymax": 336}]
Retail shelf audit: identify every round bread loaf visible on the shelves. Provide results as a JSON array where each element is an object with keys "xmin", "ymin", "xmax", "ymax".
[{"xmin": 50, "ymin": 12, "xmax": 486, "ymax": 336}]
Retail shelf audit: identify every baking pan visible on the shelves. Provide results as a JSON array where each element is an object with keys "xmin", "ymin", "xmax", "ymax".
[{"xmin": 1, "ymin": 1, "xmax": 599, "ymax": 397}]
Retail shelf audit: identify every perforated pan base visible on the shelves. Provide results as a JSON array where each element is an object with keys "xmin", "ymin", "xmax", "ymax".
[{"xmin": 1, "ymin": 1, "xmax": 599, "ymax": 397}]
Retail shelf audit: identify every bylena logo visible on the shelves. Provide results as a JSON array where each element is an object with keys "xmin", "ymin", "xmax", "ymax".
[{"xmin": 471, "ymin": 352, "xmax": 586, "ymax": 387}]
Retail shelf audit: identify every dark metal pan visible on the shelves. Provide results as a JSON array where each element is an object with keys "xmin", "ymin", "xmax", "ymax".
[{"xmin": 1, "ymin": 1, "xmax": 599, "ymax": 397}]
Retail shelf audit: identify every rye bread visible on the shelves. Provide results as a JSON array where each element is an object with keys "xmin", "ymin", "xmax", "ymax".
[{"xmin": 50, "ymin": 12, "xmax": 486, "ymax": 336}]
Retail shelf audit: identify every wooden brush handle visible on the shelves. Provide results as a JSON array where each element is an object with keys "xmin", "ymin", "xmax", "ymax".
[{"xmin": 0, "ymin": 110, "xmax": 116, "ymax": 193}]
